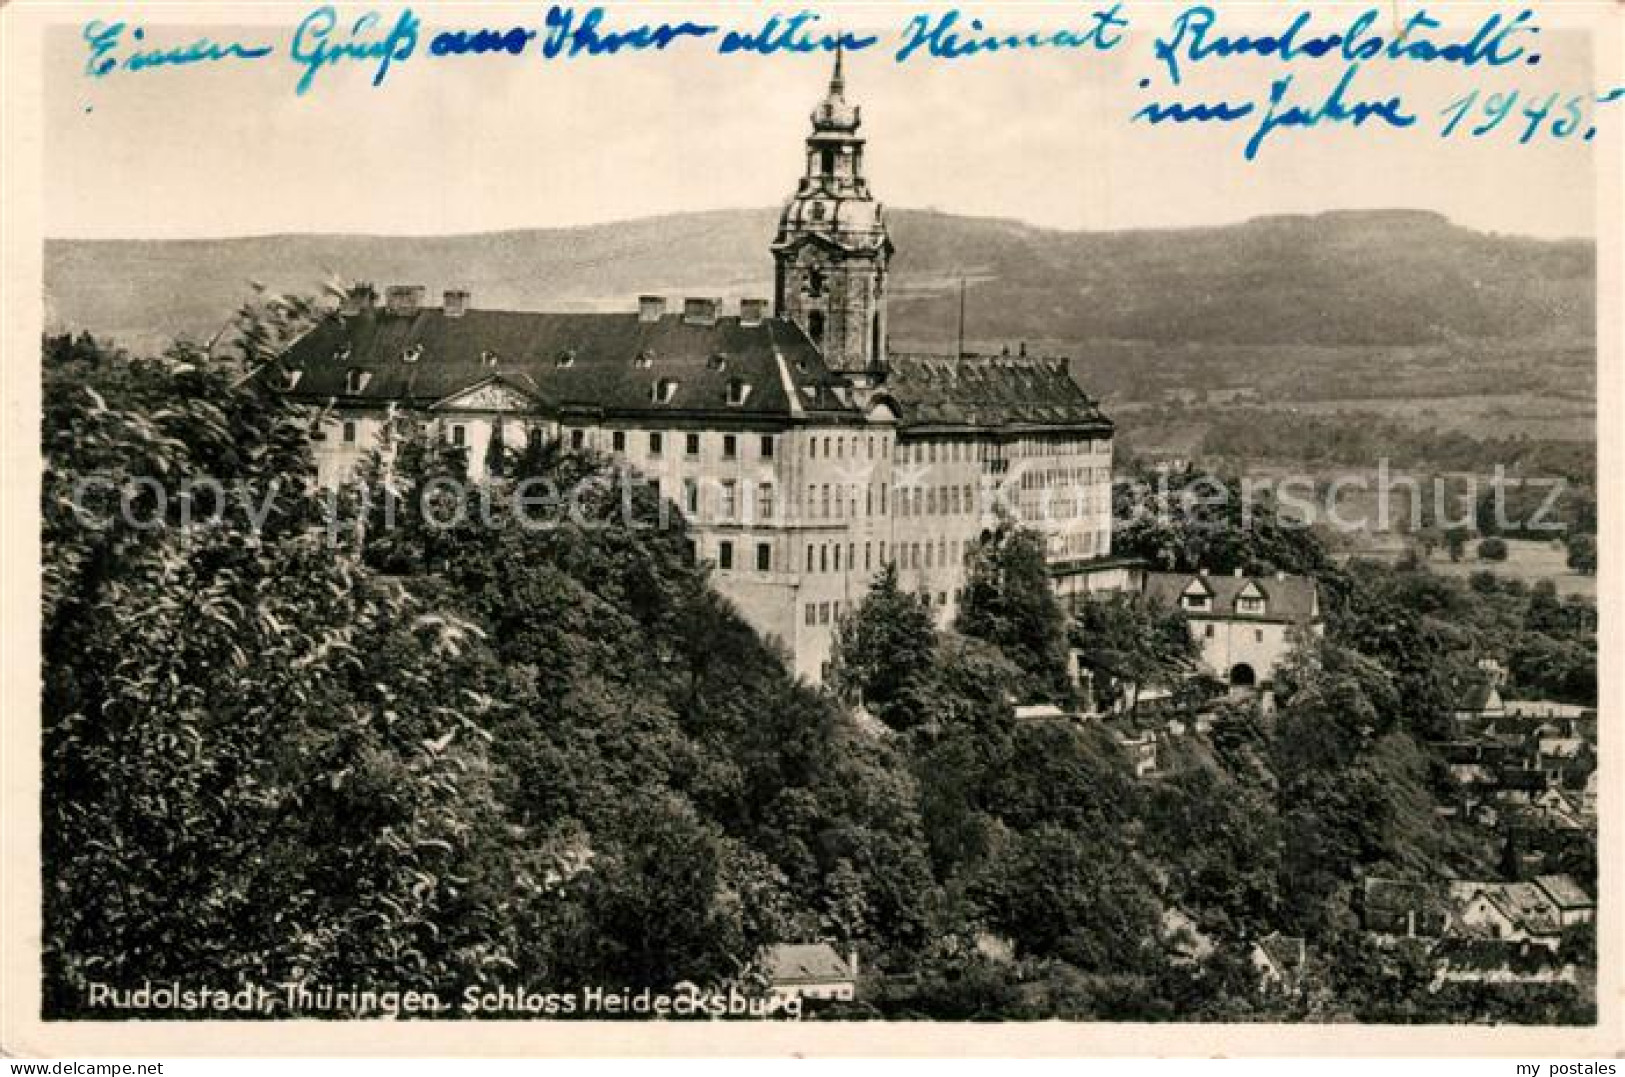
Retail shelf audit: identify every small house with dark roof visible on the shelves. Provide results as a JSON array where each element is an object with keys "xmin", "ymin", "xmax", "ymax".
[
  {"xmin": 1451, "ymin": 881, "xmax": 1564, "ymax": 948},
  {"xmin": 1141, "ymin": 568, "xmax": 1323, "ymax": 690},
  {"xmin": 1533, "ymin": 874, "xmax": 1594, "ymax": 927},
  {"xmin": 764, "ymin": 942, "xmax": 858, "ymax": 1002},
  {"xmin": 1251, "ymin": 933, "xmax": 1307, "ymax": 991}
]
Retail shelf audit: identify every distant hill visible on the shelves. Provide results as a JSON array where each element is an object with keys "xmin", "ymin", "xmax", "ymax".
[{"xmin": 45, "ymin": 207, "xmax": 1593, "ymax": 385}]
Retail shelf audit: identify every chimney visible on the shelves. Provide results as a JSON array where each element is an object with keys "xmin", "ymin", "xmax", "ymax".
[
  {"xmin": 1018, "ymin": 341, "xmax": 1028, "ymax": 358},
  {"xmin": 739, "ymin": 297, "xmax": 768, "ymax": 327},
  {"xmin": 443, "ymin": 289, "xmax": 470, "ymax": 318},
  {"xmin": 1198, "ymin": 568, "xmax": 1210, "ymax": 577},
  {"xmin": 1233, "ymin": 567, "xmax": 1244, "ymax": 577},
  {"xmin": 638, "ymin": 295, "xmax": 666, "ymax": 323},
  {"xmin": 1275, "ymin": 570, "xmax": 1287, "ymax": 581},
  {"xmin": 848, "ymin": 948, "xmax": 859, "ymax": 979},
  {"xmin": 340, "ymin": 283, "xmax": 376, "ymax": 317},
  {"xmin": 384, "ymin": 285, "xmax": 426, "ymax": 316},
  {"xmin": 682, "ymin": 296, "xmax": 720, "ymax": 326}
]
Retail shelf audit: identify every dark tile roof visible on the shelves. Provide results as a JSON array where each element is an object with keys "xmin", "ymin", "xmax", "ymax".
[
  {"xmin": 1143, "ymin": 571, "xmax": 1321, "ymax": 625},
  {"xmin": 1534, "ymin": 874, "xmax": 1592, "ymax": 909},
  {"xmin": 1255, "ymin": 933, "xmax": 1306, "ymax": 973},
  {"xmin": 276, "ymin": 305, "xmax": 858, "ymax": 421},
  {"xmin": 764, "ymin": 943, "xmax": 853, "ymax": 984},
  {"xmin": 883, "ymin": 353, "xmax": 1113, "ymax": 434}
]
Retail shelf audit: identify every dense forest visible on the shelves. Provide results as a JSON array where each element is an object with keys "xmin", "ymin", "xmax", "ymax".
[{"xmin": 41, "ymin": 304, "xmax": 1596, "ymax": 1023}]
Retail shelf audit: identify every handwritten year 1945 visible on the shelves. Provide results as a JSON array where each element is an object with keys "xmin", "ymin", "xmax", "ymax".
[{"xmin": 1439, "ymin": 86, "xmax": 1625, "ymax": 144}]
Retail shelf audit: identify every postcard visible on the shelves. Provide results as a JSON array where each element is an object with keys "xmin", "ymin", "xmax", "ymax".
[{"xmin": 1, "ymin": 0, "xmax": 1619, "ymax": 1058}]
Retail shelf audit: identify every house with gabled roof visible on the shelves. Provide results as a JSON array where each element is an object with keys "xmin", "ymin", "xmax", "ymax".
[
  {"xmin": 1451, "ymin": 881, "xmax": 1564, "ymax": 949},
  {"xmin": 1141, "ymin": 568, "xmax": 1323, "ymax": 690},
  {"xmin": 764, "ymin": 942, "xmax": 858, "ymax": 1002}
]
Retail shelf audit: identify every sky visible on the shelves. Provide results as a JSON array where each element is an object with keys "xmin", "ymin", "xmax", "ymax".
[{"xmin": 43, "ymin": 3, "xmax": 1604, "ymax": 240}]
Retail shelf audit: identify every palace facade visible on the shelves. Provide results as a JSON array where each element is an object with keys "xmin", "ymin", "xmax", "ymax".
[{"xmin": 278, "ymin": 54, "xmax": 1125, "ymax": 680}]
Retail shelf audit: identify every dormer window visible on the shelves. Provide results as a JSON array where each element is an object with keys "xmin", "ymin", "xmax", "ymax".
[
  {"xmin": 556, "ymin": 350, "xmax": 576, "ymax": 368},
  {"xmin": 726, "ymin": 379, "xmax": 752, "ymax": 406},
  {"xmin": 707, "ymin": 353, "xmax": 728, "ymax": 372},
  {"xmin": 401, "ymin": 344, "xmax": 422, "ymax": 364},
  {"xmin": 333, "ymin": 345, "xmax": 352, "ymax": 362},
  {"xmin": 280, "ymin": 369, "xmax": 303, "ymax": 391},
  {"xmin": 1237, "ymin": 596, "xmax": 1266, "ymax": 615},
  {"xmin": 651, "ymin": 378, "xmax": 679, "ymax": 404},
  {"xmin": 633, "ymin": 350, "xmax": 654, "ymax": 369},
  {"xmin": 1182, "ymin": 594, "xmax": 1211, "ymax": 612},
  {"xmin": 345, "ymin": 369, "xmax": 372, "ymax": 394},
  {"xmin": 480, "ymin": 350, "xmax": 499, "ymax": 367}
]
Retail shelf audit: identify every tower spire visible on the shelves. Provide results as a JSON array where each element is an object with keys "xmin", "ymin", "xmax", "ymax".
[{"xmin": 831, "ymin": 38, "xmax": 844, "ymax": 94}]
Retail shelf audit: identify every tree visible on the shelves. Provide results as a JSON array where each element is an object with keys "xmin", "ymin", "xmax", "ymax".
[
  {"xmin": 956, "ymin": 517, "xmax": 1071, "ymax": 702},
  {"xmin": 828, "ymin": 563, "xmax": 940, "ymax": 730},
  {"xmin": 42, "ymin": 325, "xmax": 550, "ymax": 1014},
  {"xmin": 1444, "ymin": 526, "xmax": 1470, "ymax": 562},
  {"xmin": 1565, "ymin": 533, "xmax": 1596, "ymax": 575},
  {"xmin": 1070, "ymin": 592, "xmax": 1200, "ymax": 714}
]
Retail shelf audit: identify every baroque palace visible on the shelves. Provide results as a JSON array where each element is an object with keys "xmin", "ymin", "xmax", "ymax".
[{"xmin": 279, "ymin": 54, "xmax": 1127, "ymax": 680}]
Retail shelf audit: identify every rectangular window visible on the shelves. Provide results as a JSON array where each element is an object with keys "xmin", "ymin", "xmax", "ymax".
[
  {"xmin": 1204, "ymin": 624, "xmax": 1215, "ymax": 639},
  {"xmin": 756, "ymin": 543, "xmax": 772, "ymax": 572},
  {"xmin": 568, "ymin": 428, "xmax": 584, "ymax": 449},
  {"xmin": 759, "ymin": 482, "xmax": 775, "ymax": 520},
  {"xmin": 684, "ymin": 479, "xmax": 699, "ymax": 515},
  {"xmin": 761, "ymin": 435, "xmax": 775, "ymax": 459},
  {"xmin": 718, "ymin": 540, "xmax": 734, "ymax": 570},
  {"xmin": 820, "ymin": 545, "xmax": 828, "ymax": 573},
  {"xmin": 723, "ymin": 434, "xmax": 737, "ymax": 459},
  {"xmin": 806, "ymin": 603, "xmax": 816, "ymax": 626},
  {"xmin": 880, "ymin": 484, "xmax": 888, "ymax": 514},
  {"xmin": 834, "ymin": 545, "xmax": 842, "ymax": 572},
  {"xmin": 822, "ymin": 485, "xmax": 831, "ymax": 518},
  {"xmin": 685, "ymin": 433, "xmax": 701, "ymax": 457},
  {"xmin": 1255, "ymin": 628, "xmax": 1265, "ymax": 643},
  {"xmin": 819, "ymin": 602, "xmax": 831, "ymax": 626},
  {"xmin": 806, "ymin": 545, "xmax": 815, "ymax": 572},
  {"xmin": 808, "ymin": 484, "xmax": 818, "ymax": 517},
  {"xmin": 612, "ymin": 430, "xmax": 626, "ymax": 452},
  {"xmin": 342, "ymin": 420, "xmax": 357, "ymax": 444},
  {"xmin": 865, "ymin": 542, "xmax": 872, "ymax": 571},
  {"xmin": 649, "ymin": 431, "xmax": 664, "ymax": 456},
  {"xmin": 453, "ymin": 425, "xmax": 468, "ymax": 447},
  {"xmin": 879, "ymin": 541, "xmax": 887, "ymax": 564},
  {"xmin": 720, "ymin": 480, "xmax": 737, "ymax": 520}
]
